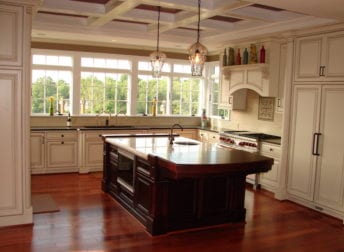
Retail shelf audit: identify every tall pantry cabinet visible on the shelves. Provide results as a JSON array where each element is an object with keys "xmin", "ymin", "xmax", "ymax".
[
  {"xmin": 287, "ymin": 30, "xmax": 344, "ymax": 221},
  {"xmin": 0, "ymin": 0, "xmax": 38, "ymax": 227}
]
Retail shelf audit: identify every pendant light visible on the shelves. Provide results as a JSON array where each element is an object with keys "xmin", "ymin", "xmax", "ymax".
[
  {"xmin": 150, "ymin": 6, "xmax": 166, "ymax": 78},
  {"xmin": 188, "ymin": 0, "xmax": 207, "ymax": 76}
]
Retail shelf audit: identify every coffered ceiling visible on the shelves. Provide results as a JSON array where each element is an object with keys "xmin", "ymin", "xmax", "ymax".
[{"xmin": 32, "ymin": 0, "xmax": 342, "ymax": 54}]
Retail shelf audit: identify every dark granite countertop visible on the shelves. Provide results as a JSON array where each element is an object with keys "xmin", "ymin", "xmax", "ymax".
[{"xmin": 104, "ymin": 135, "xmax": 273, "ymax": 179}]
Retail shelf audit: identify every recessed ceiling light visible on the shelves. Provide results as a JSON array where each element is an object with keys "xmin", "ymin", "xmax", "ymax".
[
  {"xmin": 175, "ymin": 45, "xmax": 182, "ymax": 48},
  {"xmin": 37, "ymin": 33, "xmax": 46, "ymax": 36},
  {"xmin": 111, "ymin": 39, "xmax": 117, "ymax": 42}
]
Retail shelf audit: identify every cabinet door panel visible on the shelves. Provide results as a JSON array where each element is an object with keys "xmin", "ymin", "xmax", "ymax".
[
  {"xmin": 85, "ymin": 141, "xmax": 103, "ymax": 167},
  {"xmin": 0, "ymin": 70, "xmax": 22, "ymax": 215},
  {"xmin": 315, "ymin": 86, "xmax": 344, "ymax": 210},
  {"xmin": 0, "ymin": 5, "xmax": 22, "ymax": 66},
  {"xmin": 287, "ymin": 86, "xmax": 321, "ymax": 201},
  {"xmin": 294, "ymin": 37, "xmax": 322, "ymax": 81},
  {"xmin": 30, "ymin": 133, "xmax": 45, "ymax": 172},
  {"xmin": 46, "ymin": 142, "xmax": 78, "ymax": 168},
  {"xmin": 325, "ymin": 33, "xmax": 344, "ymax": 80}
]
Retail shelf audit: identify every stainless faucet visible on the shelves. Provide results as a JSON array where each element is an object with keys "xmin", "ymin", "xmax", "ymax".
[{"xmin": 169, "ymin": 123, "xmax": 183, "ymax": 144}]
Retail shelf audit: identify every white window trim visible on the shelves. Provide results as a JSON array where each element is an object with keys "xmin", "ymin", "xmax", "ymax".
[{"xmin": 31, "ymin": 49, "xmax": 209, "ymax": 116}]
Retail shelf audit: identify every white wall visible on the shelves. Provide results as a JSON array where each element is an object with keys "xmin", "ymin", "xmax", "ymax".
[{"xmin": 211, "ymin": 90, "xmax": 283, "ymax": 136}]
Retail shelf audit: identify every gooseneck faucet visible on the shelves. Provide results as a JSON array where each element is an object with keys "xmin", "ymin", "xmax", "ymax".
[{"xmin": 169, "ymin": 123, "xmax": 183, "ymax": 144}]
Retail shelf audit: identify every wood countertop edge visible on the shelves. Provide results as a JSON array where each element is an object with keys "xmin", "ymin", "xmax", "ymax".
[{"xmin": 148, "ymin": 154, "xmax": 273, "ymax": 179}]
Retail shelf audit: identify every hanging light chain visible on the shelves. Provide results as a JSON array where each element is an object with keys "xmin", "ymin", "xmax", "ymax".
[
  {"xmin": 156, "ymin": 6, "xmax": 161, "ymax": 52},
  {"xmin": 197, "ymin": 0, "xmax": 200, "ymax": 43}
]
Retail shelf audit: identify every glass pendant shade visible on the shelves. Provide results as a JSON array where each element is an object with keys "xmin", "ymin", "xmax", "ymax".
[
  {"xmin": 189, "ymin": 41, "xmax": 207, "ymax": 76},
  {"xmin": 150, "ymin": 50, "xmax": 166, "ymax": 78},
  {"xmin": 188, "ymin": 0, "xmax": 207, "ymax": 77}
]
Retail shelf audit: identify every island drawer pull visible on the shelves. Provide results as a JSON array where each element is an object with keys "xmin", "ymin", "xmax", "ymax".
[{"xmin": 137, "ymin": 166, "xmax": 150, "ymax": 176}]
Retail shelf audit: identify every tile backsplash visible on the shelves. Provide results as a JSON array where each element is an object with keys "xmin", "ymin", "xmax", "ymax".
[{"xmin": 211, "ymin": 90, "xmax": 283, "ymax": 136}]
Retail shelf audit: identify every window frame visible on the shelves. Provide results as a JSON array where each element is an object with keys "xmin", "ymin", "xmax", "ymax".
[{"xmin": 31, "ymin": 49, "xmax": 209, "ymax": 117}]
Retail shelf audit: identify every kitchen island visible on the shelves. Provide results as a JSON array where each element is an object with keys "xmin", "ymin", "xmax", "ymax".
[{"xmin": 102, "ymin": 134, "xmax": 273, "ymax": 235}]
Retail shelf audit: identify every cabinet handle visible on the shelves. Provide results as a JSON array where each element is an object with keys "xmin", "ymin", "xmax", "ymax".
[
  {"xmin": 277, "ymin": 98, "xmax": 281, "ymax": 108},
  {"xmin": 228, "ymin": 96, "xmax": 233, "ymax": 104},
  {"xmin": 61, "ymin": 141, "xmax": 64, "ymax": 145},
  {"xmin": 312, "ymin": 133, "xmax": 321, "ymax": 156},
  {"xmin": 319, "ymin": 66, "xmax": 325, "ymax": 76}
]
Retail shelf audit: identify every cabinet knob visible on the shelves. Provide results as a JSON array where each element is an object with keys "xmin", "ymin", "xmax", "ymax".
[
  {"xmin": 61, "ymin": 134, "xmax": 64, "ymax": 137},
  {"xmin": 270, "ymin": 148, "xmax": 273, "ymax": 151},
  {"xmin": 61, "ymin": 141, "xmax": 64, "ymax": 144}
]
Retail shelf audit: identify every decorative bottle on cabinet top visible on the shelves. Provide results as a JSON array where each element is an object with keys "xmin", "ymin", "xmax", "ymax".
[
  {"xmin": 260, "ymin": 45, "xmax": 266, "ymax": 63},
  {"xmin": 66, "ymin": 113, "xmax": 72, "ymax": 127},
  {"xmin": 222, "ymin": 48, "xmax": 227, "ymax": 66},
  {"xmin": 236, "ymin": 49, "xmax": 241, "ymax": 65},
  {"xmin": 243, "ymin": 48, "xmax": 248, "ymax": 64}
]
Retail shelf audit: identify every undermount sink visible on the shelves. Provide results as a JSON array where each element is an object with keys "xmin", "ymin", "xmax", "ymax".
[
  {"xmin": 173, "ymin": 141, "xmax": 199, "ymax": 145},
  {"xmin": 84, "ymin": 125, "xmax": 135, "ymax": 129}
]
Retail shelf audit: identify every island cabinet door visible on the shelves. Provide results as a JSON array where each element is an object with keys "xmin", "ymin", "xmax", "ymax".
[
  {"xmin": 201, "ymin": 176, "xmax": 246, "ymax": 222},
  {"xmin": 106, "ymin": 145, "xmax": 119, "ymax": 193},
  {"xmin": 167, "ymin": 179, "xmax": 198, "ymax": 230},
  {"xmin": 134, "ymin": 158, "xmax": 154, "ymax": 216}
]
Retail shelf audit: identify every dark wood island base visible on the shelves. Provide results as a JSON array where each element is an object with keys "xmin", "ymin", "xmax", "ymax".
[{"xmin": 102, "ymin": 135, "xmax": 273, "ymax": 235}]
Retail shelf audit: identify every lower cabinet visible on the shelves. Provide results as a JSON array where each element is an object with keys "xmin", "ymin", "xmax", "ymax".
[
  {"xmin": 30, "ymin": 131, "xmax": 78, "ymax": 174},
  {"xmin": 259, "ymin": 142, "xmax": 281, "ymax": 192},
  {"xmin": 198, "ymin": 130, "xmax": 219, "ymax": 143},
  {"xmin": 30, "ymin": 132, "xmax": 45, "ymax": 173},
  {"xmin": 31, "ymin": 128, "xmax": 199, "ymax": 174}
]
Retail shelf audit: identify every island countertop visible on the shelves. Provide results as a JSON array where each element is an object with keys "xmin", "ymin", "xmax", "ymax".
[{"xmin": 105, "ymin": 135, "xmax": 273, "ymax": 179}]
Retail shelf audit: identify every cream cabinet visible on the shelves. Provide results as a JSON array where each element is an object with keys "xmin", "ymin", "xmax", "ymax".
[
  {"xmin": 259, "ymin": 142, "xmax": 281, "ymax": 192},
  {"xmin": 45, "ymin": 131, "xmax": 78, "ymax": 173},
  {"xmin": 198, "ymin": 130, "xmax": 219, "ymax": 143},
  {"xmin": 0, "ymin": 4, "xmax": 23, "ymax": 66},
  {"xmin": 276, "ymin": 43, "xmax": 287, "ymax": 112},
  {"xmin": 221, "ymin": 40, "xmax": 282, "ymax": 97},
  {"xmin": 219, "ymin": 74, "xmax": 247, "ymax": 110},
  {"xmin": 30, "ymin": 132, "xmax": 45, "ymax": 173},
  {"xmin": 0, "ymin": 70, "xmax": 24, "ymax": 218},
  {"xmin": 78, "ymin": 129, "xmax": 142, "ymax": 174},
  {"xmin": 287, "ymin": 85, "xmax": 344, "ymax": 219},
  {"xmin": 294, "ymin": 31, "xmax": 344, "ymax": 82},
  {"xmin": 0, "ymin": 0, "xmax": 36, "ymax": 228}
]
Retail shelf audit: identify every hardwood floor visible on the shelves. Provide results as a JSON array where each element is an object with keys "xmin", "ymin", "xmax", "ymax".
[{"xmin": 0, "ymin": 173, "xmax": 343, "ymax": 252}]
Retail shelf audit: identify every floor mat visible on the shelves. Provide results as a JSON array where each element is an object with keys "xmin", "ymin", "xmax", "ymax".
[{"xmin": 32, "ymin": 194, "xmax": 59, "ymax": 214}]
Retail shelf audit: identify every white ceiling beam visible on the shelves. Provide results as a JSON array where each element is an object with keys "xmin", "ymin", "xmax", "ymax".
[
  {"xmin": 88, "ymin": 0, "xmax": 142, "ymax": 27},
  {"xmin": 149, "ymin": 1, "xmax": 253, "ymax": 33},
  {"xmin": 39, "ymin": 0, "xmax": 105, "ymax": 17}
]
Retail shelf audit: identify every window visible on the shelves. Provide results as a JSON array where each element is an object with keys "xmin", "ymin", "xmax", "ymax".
[
  {"xmin": 31, "ymin": 50, "xmax": 208, "ymax": 116},
  {"xmin": 80, "ymin": 72, "xmax": 128, "ymax": 114},
  {"xmin": 136, "ymin": 75, "xmax": 168, "ymax": 115},
  {"xmin": 31, "ymin": 54, "xmax": 73, "ymax": 115},
  {"xmin": 172, "ymin": 77, "xmax": 201, "ymax": 116},
  {"xmin": 208, "ymin": 64, "xmax": 229, "ymax": 119},
  {"xmin": 81, "ymin": 57, "xmax": 130, "ymax": 70}
]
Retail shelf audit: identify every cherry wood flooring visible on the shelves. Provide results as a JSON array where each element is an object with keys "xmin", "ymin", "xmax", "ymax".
[{"xmin": 1, "ymin": 172, "xmax": 344, "ymax": 251}]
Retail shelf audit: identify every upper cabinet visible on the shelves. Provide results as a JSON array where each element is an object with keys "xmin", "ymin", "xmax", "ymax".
[
  {"xmin": 294, "ymin": 31, "xmax": 344, "ymax": 82},
  {"xmin": 0, "ymin": 4, "xmax": 23, "ymax": 67},
  {"xmin": 221, "ymin": 40, "xmax": 282, "ymax": 98}
]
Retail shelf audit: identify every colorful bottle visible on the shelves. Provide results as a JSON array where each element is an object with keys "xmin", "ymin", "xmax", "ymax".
[
  {"xmin": 260, "ymin": 45, "xmax": 266, "ymax": 63},
  {"xmin": 151, "ymin": 97, "xmax": 157, "ymax": 116},
  {"xmin": 66, "ymin": 113, "xmax": 72, "ymax": 127},
  {"xmin": 49, "ymin": 97, "xmax": 54, "ymax": 116},
  {"xmin": 236, "ymin": 49, "xmax": 241, "ymax": 65},
  {"xmin": 222, "ymin": 48, "xmax": 227, "ymax": 66},
  {"xmin": 243, "ymin": 48, "xmax": 248, "ymax": 64}
]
